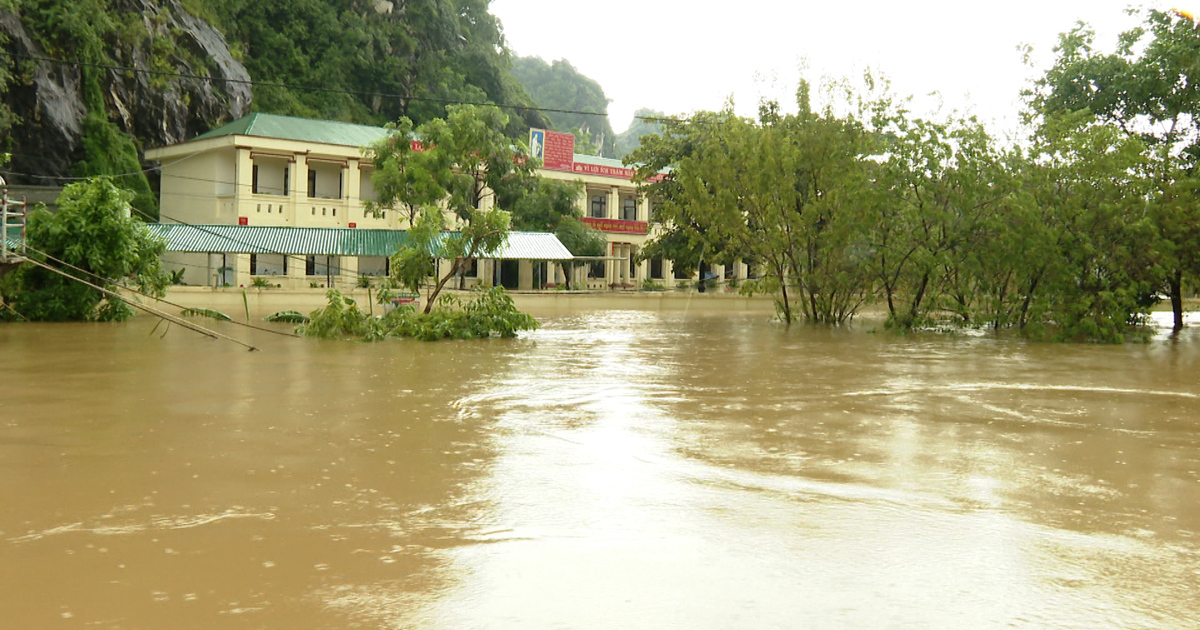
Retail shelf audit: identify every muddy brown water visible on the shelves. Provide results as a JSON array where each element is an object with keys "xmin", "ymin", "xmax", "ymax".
[{"xmin": 2, "ymin": 311, "xmax": 1199, "ymax": 629}]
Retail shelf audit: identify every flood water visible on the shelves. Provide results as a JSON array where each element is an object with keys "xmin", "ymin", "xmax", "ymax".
[{"xmin": 2, "ymin": 310, "xmax": 1200, "ymax": 629}]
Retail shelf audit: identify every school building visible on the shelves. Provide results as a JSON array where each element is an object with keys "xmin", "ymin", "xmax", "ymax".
[{"xmin": 143, "ymin": 113, "xmax": 750, "ymax": 290}]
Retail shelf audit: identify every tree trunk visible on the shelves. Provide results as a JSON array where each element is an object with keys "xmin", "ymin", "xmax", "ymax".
[
  {"xmin": 778, "ymin": 271, "xmax": 792, "ymax": 324},
  {"xmin": 906, "ymin": 272, "xmax": 930, "ymax": 326},
  {"xmin": 424, "ymin": 258, "xmax": 461, "ymax": 314},
  {"xmin": 1169, "ymin": 268, "xmax": 1184, "ymax": 333},
  {"xmin": 559, "ymin": 262, "xmax": 571, "ymax": 290}
]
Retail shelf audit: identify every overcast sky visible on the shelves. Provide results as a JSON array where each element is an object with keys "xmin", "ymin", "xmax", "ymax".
[{"xmin": 491, "ymin": 1, "xmax": 1176, "ymax": 136}]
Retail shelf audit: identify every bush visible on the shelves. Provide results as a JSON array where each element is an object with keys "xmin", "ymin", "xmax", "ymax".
[{"xmin": 297, "ymin": 286, "xmax": 538, "ymax": 341}]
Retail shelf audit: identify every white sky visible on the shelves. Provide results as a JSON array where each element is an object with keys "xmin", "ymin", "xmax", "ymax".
[{"xmin": 491, "ymin": 1, "xmax": 1184, "ymax": 137}]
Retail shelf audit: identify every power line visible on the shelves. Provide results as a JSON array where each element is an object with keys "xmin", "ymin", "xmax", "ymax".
[
  {"xmin": 22, "ymin": 243, "xmax": 301, "ymax": 338},
  {"xmin": 18, "ymin": 254, "xmax": 259, "ymax": 350}
]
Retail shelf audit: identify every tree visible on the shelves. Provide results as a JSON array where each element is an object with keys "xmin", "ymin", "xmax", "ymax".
[
  {"xmin": 629, "ymin": 82, "xmax": 879, "ymax": 324},
  {"xmin": 1029, "ymin": 9, "xmax": 1200, "ymax": 331},
  {"xmin": 393, "ymin": 205, "xmax": 511, "ymax": 314},
  {"xmin": 868, "ymin": 114, "xmax": 1010, "ymax": 329},
  {"xmin": 369, "ymin": 104, "xmax": 533, "ymax": 312},
  {"xmin": 0, "ymin": 177, "xmax": 168, "ymax": 321}
]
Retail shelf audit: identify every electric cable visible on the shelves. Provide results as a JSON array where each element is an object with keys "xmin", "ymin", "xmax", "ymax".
[{"xmin": 22, "ymin": 243, "xmax": 302, "ymax": 338}]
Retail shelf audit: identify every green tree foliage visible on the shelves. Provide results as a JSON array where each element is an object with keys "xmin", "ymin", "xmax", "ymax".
[
  {"xmin": 868, "ymin": 114, "xmax": 1012, "ymax": 329},
  {"xmin": 0, "ymin": 0, "xmax": 16, "ymax": 140},
  {"xmin": 200, "ymin": 0, "xmax": 546, "ymax": 135},
  {"xmin": 630, "ymin": 71, "xmax": 1159, "ymax": 341},
  {"xmin": 369, "ymin": 104, "xmax": 532, "ymax": 311},
  {"xmin": 297, "ymin": 286, "xmax": 537, "ymax": 341},
  {"xmin": 510, "ymin": 56, "xmax": 615, "ymax": 155},
  {"xmin": 614, "ymin": 108, "xmax": 665, "ymax": 159},
  {"xmin": 629, "ymin": 83, "xmax": 879, "ymax": 324},
  {"xmin": 1029, "ymin": 8, "xmax": 1200, "ymax": 331},
  {"xmin": 0, "ymin": 177, "xmax": 168, "ymax": 321}
]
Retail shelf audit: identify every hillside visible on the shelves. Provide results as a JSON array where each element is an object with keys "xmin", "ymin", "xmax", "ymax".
[{"xmin": 0, "ymin": 0, "xmax": 546, "ymax": 217}]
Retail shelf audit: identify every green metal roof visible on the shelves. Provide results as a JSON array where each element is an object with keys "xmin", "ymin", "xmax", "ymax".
[
  {"xmin": 149, "ymin": 224, "xmax": 409, "ymax": 256},
  {"xmin": 149, "ymin": 224, "xmax": 574, "ymax": 260},
  {"xmin": 3, "ymin": 224, "xmax": 23, "ymax": 252},
  {"xmin": 189, "ymin": 113, "xmax": 393, "ymax": 148}
]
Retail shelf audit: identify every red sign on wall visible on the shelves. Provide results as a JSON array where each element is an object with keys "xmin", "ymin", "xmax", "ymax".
[
  {"xmin": 530, "ymin": 129, "xmax": 575, "ymax": 171},
  {"xmin": 238, "ymin": 216, "xmax": 248, "ymax": 226},
  {"xmin": 572, "ymin": 162, "xmax": 666, "ymax": 183},
  {"xmin": 348, "ymin": 222, "xmax": 357, "ymax": 228},
  {"xmin": 582, "ymin": 217, "xmax": 649, "ymax": 235}
]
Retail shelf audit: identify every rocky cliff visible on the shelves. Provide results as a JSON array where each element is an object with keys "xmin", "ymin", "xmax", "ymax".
[{"xmin": 0, "ymin": 0, "xmax": 250, "ymax": 186}]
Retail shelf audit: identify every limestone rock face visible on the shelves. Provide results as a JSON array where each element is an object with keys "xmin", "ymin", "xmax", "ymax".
[{"xmin": 0, "ymin": 0, "xmax": 251, "ymax": 184}]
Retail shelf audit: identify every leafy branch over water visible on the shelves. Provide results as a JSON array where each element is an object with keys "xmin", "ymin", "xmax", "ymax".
[{"xmin": 297, "ymin": 287, "xmax": 537, "ymax": 342}]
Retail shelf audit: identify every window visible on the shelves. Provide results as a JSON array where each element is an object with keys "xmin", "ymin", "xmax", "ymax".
[
  {"xmin": 252, "ymin": 164, "xmax": 259, "ymax": 194},
  {"xmin": 589, "ymin": 194, "xmax": 607, "ymax": 219},
  {"xmin": 622, "ymin": 198, "xmax": 637, "ymax": 221},
  {"xmin": 282, "ymin": 166, "xmax": 289, "ymax": 195},
  {"xmin": 308, "ymin": 168, "xmax": 317, "ymax": 198},
  {"xmin": 589, "ymin": 261, "xmax": 606, "ymax": 278}
]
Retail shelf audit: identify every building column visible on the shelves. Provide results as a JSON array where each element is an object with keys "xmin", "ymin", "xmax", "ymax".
[
  {"xmin": 518, "ymin": 260, "xmax": 533, "ymax": 290},
  {"xmin": 288, "ymin": 252, "xmax": 307, "ymax": 289},
  {"xmin": 345, "ymin": 159, "xmax": 361, "ymax": 222},
  {"xmin": 735, "ymin": 260, "xmax": 748, "ymax": 280},
  {"xmin": 662, "ymin": 258, "xmax": 674, "ymax": 284},
  {"xmin": 341, "ymin": 256, "xmax": 359, "ymax": 289},
  {"xmin": 607, "ymin": 186, "xmax": 620, "ymax": 220},
  {"xmin": 637, "ymin": 196, "xmax": 649, "ymax": 222},
  {"xmin": 234, "ymin": 253, "xmax": 252, "ymax": 288},
  {"xmin": 234, "ymin": 148, "xmax": 253, "ymax": 223},
  {"xmin": 290, "ymin": 153, "xmax": 307, "ymax": 225}
]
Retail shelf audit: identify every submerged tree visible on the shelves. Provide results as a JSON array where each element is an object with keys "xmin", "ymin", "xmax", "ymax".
[
  {"xmin": 1030, "ymin": 9, "xmax": 1200, "ymax": 331},
  {"xmin": 0, "ymin": 177, "xmax": 168, "ymax": 321},
  {"xmin": 369, "ymin": 104, "xmax": 539, "ymax": 311},
  {"xmin": 629, "ymin": 81, "xmax": 880, "ymax": 324}
]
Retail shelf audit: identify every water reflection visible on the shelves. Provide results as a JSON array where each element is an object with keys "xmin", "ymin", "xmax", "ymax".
[{"xmin": 1, "ymin": 312, "xmax": 1198, "ymax": 628}]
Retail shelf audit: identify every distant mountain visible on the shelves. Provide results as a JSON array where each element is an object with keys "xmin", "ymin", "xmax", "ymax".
[
  {"xmin": 0, "ymin": 0, "xmax": 547, "ymax": 217},
  {"xmin": 614, "ymin": 108, "xmax": 665, "ymax": 159}
]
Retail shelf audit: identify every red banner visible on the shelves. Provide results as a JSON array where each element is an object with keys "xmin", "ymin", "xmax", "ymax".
[
  {"xmin": 582, "ymin": 217, "xmax": 648, "ymax": 235},
  {"xmin": 572, "ymin": 162, "xmax": 665, "ymax": 182}
]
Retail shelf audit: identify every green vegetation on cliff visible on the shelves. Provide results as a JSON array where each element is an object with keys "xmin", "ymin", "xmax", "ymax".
[{"xmin": 190, "ymin": 0, "xmax": 546, "ymax": 134}]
